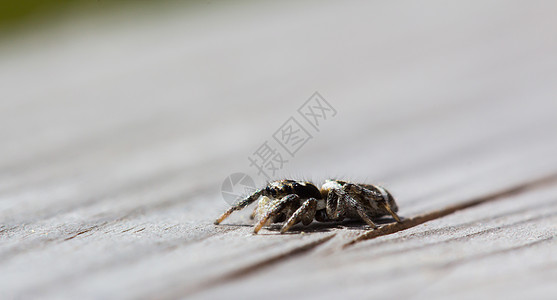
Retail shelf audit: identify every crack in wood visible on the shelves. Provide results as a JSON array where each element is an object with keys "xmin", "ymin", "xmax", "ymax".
[
  {"xmin": 0, "ymin": 225, "xmax": 16, "ymax": 235},
  {"xmin": 64, "ymin": 225, "xmax": 101, "ymax": 241},
  {"xmin": 436, "ymin": 235, "xmax": 555, "ymax": 269},
  {"xmin": 175, "ymin": 234, "xmax": 336, "ymax": 298},
  {"xmin": 395, "ymin": 197, "xmax": 557, "ymax": 242},
  {"xmin": 21, "ymin": 230, "xmax": 233, "ymax": 298},
  {"xmin": 0, "ymin": 187, "xmax": 212, "ymax": 262},
  {"xmin": 120, "ymin": 227, "xmax": 136, "ymax": 233},
  {"xmin": 0, "ymin": 222, "xmax": 112, "ymax": 263},
  {"xmin": 343, "ymin": 172, "xmax": 557, "ymax": 248},
  {"xmin": 2, "ymin": 167, "xmax": 216, "ymax": 225},
  {"xmin": 335, "ymin": 235, "xmax": 557, "ymax": 288},
  {"xmin": 0, "ymin": 221, "xmax": 120, "ymax": 263},
  {"xmin": 345, "ymin": 210, "xmax": 557, "ymax": 260}
]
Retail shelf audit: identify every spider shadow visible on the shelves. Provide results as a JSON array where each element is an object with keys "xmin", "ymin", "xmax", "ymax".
[{"xmin": 261, "ymin": 217, "xmax": 399, "ymax": 235}]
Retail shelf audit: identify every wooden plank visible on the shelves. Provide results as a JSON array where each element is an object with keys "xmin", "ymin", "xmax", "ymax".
[
  {"xmin": 194, "ymin": 184, "xmax": 557, "ymax": 300},
  {"xmin": 1, "ymin": 1, "xmax": 557, "ymax": 299}
]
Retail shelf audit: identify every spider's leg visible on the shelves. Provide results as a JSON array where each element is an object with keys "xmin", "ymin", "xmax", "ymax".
[
  {"xmin": 280, "ymin": 198, "xmax": 317, "ymax": 234},
  {"xmin": 283, "ymin": 202, "xmax": 299, "ymax": 222},
  {"xmin": 300, "ymin": 200, "xmax": 318, "ymax": 225},
  {"xmin": 254, "ymin": 194, "xmax": 300, "ymax": 234},
  {"xmin": 337, "ymin": 190, "xmax": 378, "ymax": 229},
  {"xmin": 381, "ymin": 202, "xmax": 401, "ymax": 222},
  {"xmin": 214, "ymin": 189, "xmax": 264, "ymax": 225}
]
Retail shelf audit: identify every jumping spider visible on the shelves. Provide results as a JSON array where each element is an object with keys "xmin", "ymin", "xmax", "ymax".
[{"xmin": 214, "ymin": 179, "xmax": 401, "ymax": 234}]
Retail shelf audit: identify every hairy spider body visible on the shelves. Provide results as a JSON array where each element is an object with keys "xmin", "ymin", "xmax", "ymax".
[{"xmin": 214, "ymin": 179, "xmax": 401, "ymax": 234}]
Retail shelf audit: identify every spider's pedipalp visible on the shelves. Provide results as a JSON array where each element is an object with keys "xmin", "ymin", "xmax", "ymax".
[
  {"xmin": 325, "ymin": 190, "xmax": 341, "ymax": 220},
  {"xmin": 321, "ymin": 180, "xmax": 345, "ymax": 220},
  {"xmin": 280, "ymin": 198, "xmax": 317, "ymax": 234},
  {"xmin": 326, "ymin": 188, "xmax": 351, "ymax": 221}
]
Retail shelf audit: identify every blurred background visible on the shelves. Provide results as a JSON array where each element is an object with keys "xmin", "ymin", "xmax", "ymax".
[{"xmin": 1, "ymin": 0, "xmax": 557, "ymax": 298}]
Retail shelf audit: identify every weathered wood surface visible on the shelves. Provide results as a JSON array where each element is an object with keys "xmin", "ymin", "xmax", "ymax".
[{"xmin": 1, "ymin": 1, "xmax": 557, "ymax": 299}]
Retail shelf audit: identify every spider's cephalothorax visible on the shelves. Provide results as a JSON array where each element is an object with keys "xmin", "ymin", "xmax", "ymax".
[{"xmin": 214, "ymin": 179, "xmax": 401, "ymax": 234}]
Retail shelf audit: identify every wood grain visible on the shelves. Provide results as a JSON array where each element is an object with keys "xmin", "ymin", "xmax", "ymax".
[{"xmin": 1, "ymin": 1, "xmax": 557, "ymax": 299}]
